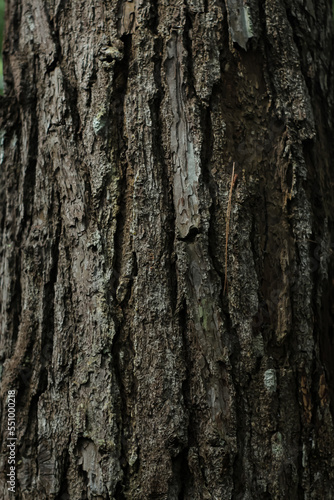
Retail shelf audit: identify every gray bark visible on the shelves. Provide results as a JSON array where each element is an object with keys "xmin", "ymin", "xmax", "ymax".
[{"xmin": 0, "ymin": 0, "xmax": 334, "ymax": 499}]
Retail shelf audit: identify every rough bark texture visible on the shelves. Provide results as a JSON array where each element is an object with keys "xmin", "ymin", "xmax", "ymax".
[{"xmin": 1, "ymin": 0, "xmax": 334, "ymax": 499}]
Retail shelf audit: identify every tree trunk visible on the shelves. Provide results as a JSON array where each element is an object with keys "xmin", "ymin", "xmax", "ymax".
[{"xmin": 1, "ymin": 0, "xmax": 334, "ymax": 498}]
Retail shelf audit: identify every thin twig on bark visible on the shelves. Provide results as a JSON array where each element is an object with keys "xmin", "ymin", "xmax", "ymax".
[{"xmin": 224, "ymin": 162, "xmax": 235, "ymax": 295}]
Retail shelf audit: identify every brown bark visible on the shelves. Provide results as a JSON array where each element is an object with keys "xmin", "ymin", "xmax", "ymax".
[{"xmin": 0, "ymin": 0, "xmax": 334, "ymax": 499}]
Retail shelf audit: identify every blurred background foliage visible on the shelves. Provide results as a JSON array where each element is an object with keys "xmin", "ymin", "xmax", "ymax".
[{"xmin": 0, "ymin": 0, "xmax": 4, "ymax": 94}]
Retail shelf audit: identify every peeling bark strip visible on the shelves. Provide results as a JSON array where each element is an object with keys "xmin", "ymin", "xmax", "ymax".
[
  {"xmin": 225, "ymin": 0, "xmax": 254, "ymax": 50},
  {"xmin": 0, "ymin": 0, "xmax": 334, "ymax": 499},
  {"xmin": 165, "ymin": 31, "xmax": 200, "ymax": 240}
]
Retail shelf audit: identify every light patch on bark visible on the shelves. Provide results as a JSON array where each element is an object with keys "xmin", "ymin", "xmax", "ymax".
[
  {"xmin": 165, "ymin": 32, "xmax": 200, "ymax": 239},
  {"xmin": 264, "ymin": 369, "xmax": 277, "ymax": 393},
  {"xmin": 225, "ymin": 0, "xmax": 254, "ymax": 50}
]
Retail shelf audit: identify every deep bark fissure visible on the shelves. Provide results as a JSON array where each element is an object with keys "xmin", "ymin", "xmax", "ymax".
[
  {"xmin": 61, "ymin": 72, "xmax": 81, "ymax": 138},
  {"xmin": 151, "ymin": 33, "xmax": 179, "ymax": 315},
  {"xmin": 201, "ymin": 99, "xmax": 223, "ymax": 283},
  {"xmin": 178, "ymin": 299, "xmax": 198, "ymax": 464},
  {"xmin": 231, "ymin": 388, "xmax": 249, "ymax": 500},
  {"xmin": 183, "ymin": 8, "xmax": 196, "ymax": 100},
  {"xmin": 147, "ymin": 0, "xmax": 159, "ymax": 34},
  {"xmin": 108, "ymin": 34, "xmax": 137, "ymax": 497},
  {"xmin": 258, "ymin": 3, "xmax": 280, "ymax": 119},
  {"xmin": 170, "ymin": 447, "xmax": 190, "ymax": 499},
  {"xmin": 319, "ymin": 251, "xmax": 334, "ymax": 417},
  {"xmin": 41, "ymin": 189, "xmax": 61, "ymax": 370},
  {"xmin": 10, "ymin": 252, "xmax": 21, "ymax": 347},
  {"xmin": 54, "ymin": 447, "xmax": 71, "ymax": 500},
  {"xmin": 109, "ymin": 33, "xmax": 132, "ymax": 298},
  {"xmin": 21, "ymin": 68, "xmax": 38, "ymax": 237},
  {"xmin": 285, "ymin": 7, "xmax": 313, "ymax": 97}
]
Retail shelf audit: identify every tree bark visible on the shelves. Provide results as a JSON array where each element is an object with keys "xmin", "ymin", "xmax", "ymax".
[{"xmin": 1, "ymin": 0, "xmax": 334, "ymax": 499}]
